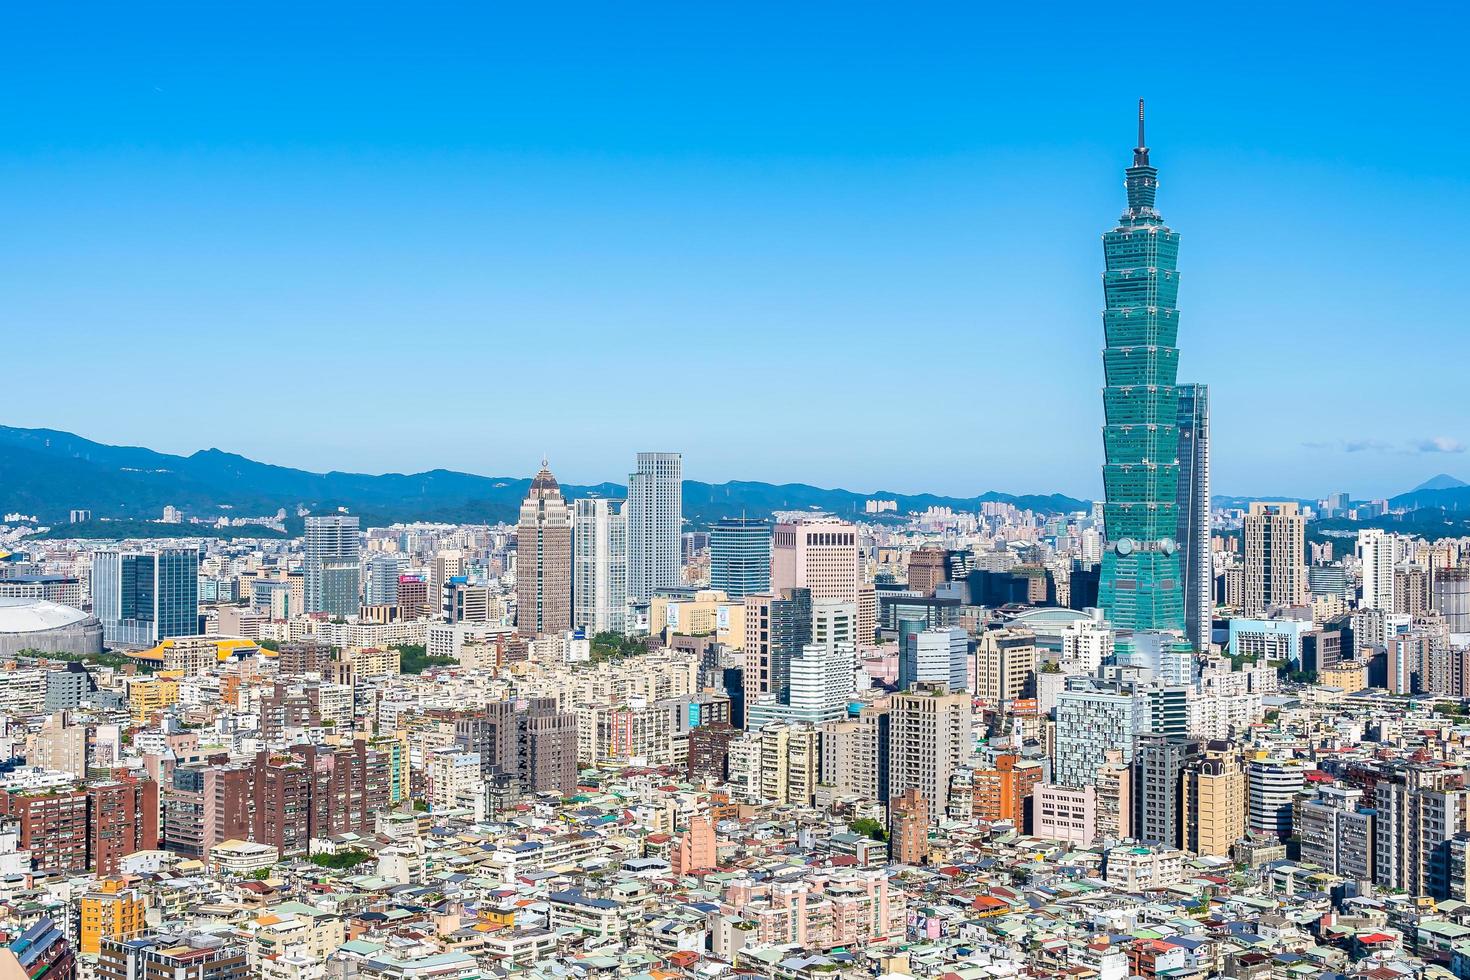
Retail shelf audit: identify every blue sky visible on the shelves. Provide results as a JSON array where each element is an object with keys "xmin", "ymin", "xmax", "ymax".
[{"xmin": 3, "ymin": 2, "xmax": 1467, "ymax": 500}]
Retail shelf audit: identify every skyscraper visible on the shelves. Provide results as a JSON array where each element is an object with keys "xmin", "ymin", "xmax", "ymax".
[
  {"xmin": 709, "ymin": 518, "xmax": 772, "ymax": 598},
  {"xmin": 573, "ymin": 497, "xmax": 628, "ymax": 634},
  {"xmin": 304, "ymin": 515, "xmax": 360, "ymax": 616},
  {"xmin": 742, "ymin": 588, "xmax": 813, "ymax": 705},
  {"xmin": 1097, "ymin": 102, "xmax": 1187, "ymax": 649},
  {"xmin": 626, "ymin": 452, "xmax": 683, "ymax": 602},
  {"xmin": 888, "ymin": 682, "xmax": 971, "ymax": 824},
  {"xmin": 1359, "ymin": 528, "xmax": 1402, "ymax": 612},
  {"xmin": 91, "ymin": 547, "xmax": 199, "ymax": 646},
  {"xmin": 1242, "ymin": 502, "xmax": 1308, "ymax": 615},
  {"xmin": 365, "ymin": 553, "xmax": 408, "ymax": 607},
  {"xmin": 515, "ymin": 461, "xmax": 573, "ymax": 636},
  {"xmin": 1175, "ymin": 383, "xmax": 1211, "ymax": 652}
]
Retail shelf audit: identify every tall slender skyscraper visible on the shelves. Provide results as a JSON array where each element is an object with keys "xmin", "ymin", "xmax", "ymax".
[
  {"xmin": 1175, "ymin": 383, "xmax": 1211, "ymax": 652},
  {"xmin": 1098, "ymin": 102, "xmax": 1187, "ymax": 647},
  {"xmin": 626, "ymin": 452, "xmax": 683, "ymax": 602},
  {"xmin": 516, "ymin": 461, "xmax": 573, "ymax": 636},
  {"xmin": 573, "ymin": 497, "xmax": 628, "ymax": 634},
  {"xmin": 304, "ymin": 515, "xmax": 360, "ymax": 616}
]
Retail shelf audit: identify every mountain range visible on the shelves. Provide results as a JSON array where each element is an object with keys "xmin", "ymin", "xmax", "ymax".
[{"xmin": 0, "ymin": 426, "xmax": 1089, "ymax": 529}]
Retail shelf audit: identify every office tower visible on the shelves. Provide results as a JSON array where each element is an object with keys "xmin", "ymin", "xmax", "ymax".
[
  {"xmin": 365, "ymin": 554, "xmax": 408, "ymax": 606},
  {"xmin": 443, "ymin": 579, "xmax": 491, "ymax": 624},
  {"xmin": 91, "ymin": 548, "xmax": 199, "ymax": 646},
  {"xmin": 709, "ymin": 518, "xmax": 772, "ymax": 598},
  {"xmin": 1176, "ymin": 740, "xmax": 1246, "ymax": 852},
  {"xmin": 1434, "ymin": 567, "xmax": 1470, "ymax": 633},
  {"xmin": 626, "ymin": 452, "xmax": 683, "ymax": 602},
  {"xmin": 781, "ymin": 641, "xmax": 857, "ymax": 725},
  {"xmin": 396, "ymin": 575, "xmax": 429, "ymax": 620},
  {"xmin": 772, "ymin": 517, "xmax": 861, "ymax": 604},
  {"xmin": 906, "ymin": 548, "xmax": 948, "ymax": 596},
  {"xmin": 303, "ymin": 515, "xmax": 360, "ymax": 616},
  {"xmin": 898, "ymin": 627, "xmax": 969, "ymax": 693},
  {"xmin": 974, "ymin": 628, "xmax": 1037, "ymax": 702},
  {"xmin": 573, "ymin": 497, "xmax": 628, "ymax": 634},
  {"xmin": 429, "ymin": 549, "xmax": 465, "ymax": 611},
  {"xmin": 1097, "ymin": 103, "xmax": 1187, "ymax": 649},
  {"xmin": 812, "ymin": 598, "xmax": 857, "ymax": 651},
  {"xmin": 1359, "ymin": 529, "xmax": 1402, "ymax": 612},
  {"xmin": 889, "ymin": 788, "xmax": 928, "ymax": 864},
  {"xmin": 1246, "ymin": 757, "xmax": 1305, "ymax": 839},
  {"xmin": 888, "ymin": 682, "xmax": 971, "ymax": 823},
  {"xmin": 742, "ymin": 588, "xmax": 812, "ymax": 704},
  {"xmin": 1175, "ymin": 383, "xmax": 1211, "ymax": 651},
  {"xmin": 1242, "ymin": 502, "xmax": 1308, "ymax": 615},
  {"xmin": 515, "ymin": 461, "xmax": 573, "ymax": 636},
  {"xmin": 1131, "ymin": 734, "xmax": 1197, "ymax": 848}
]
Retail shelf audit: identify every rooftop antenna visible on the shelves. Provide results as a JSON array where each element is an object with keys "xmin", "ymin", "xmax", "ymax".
[{"xmin": 1133, "ymin": 99, "xmax": 1150, "ymax": 167}]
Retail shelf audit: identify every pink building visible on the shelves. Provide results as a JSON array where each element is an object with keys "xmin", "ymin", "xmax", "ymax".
[
  {"xmin": 722, "ymin": 868, "xmax": 904, "ymax": 950},
  {"xmin": 1032, "ymin": 782, "xmax": 1097, "ymax": 845},
  {"xmin": 671, "ymin": 813, "xmax": 716, "ymax": 876}
]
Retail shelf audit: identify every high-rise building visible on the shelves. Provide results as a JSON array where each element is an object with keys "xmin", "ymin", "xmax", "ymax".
[
  {"xmin": 626, "ymin": 452, "xmax": 683, "ymax": 602},
  {"xmin": 1054, "ymin": 681, "xmax": 1142, "ymax": 789},
  {"xmin": 1131, "ymin": 734, "xmax": 1197, "ymax": 848},
  {"xmin": 1359, "ymin": 529, "xmax": 1403, "ymax": 613},
  {"xmin": 709, "ymin": 518, "xmax": 772, "ymax": 599},
  {"xmin": 303, "ymin": 515, "xmax": 360, "ymax": 616},
  {"xmin": 772, "ymin": 517, "xmax": 861, "ymax": 604},
  {"xmin": 974, "ymin": 628, "xmax": 1037, "ymax": 703},
  {"xmin": 454, "ymin": 697, "xmax": 578, "ymax": 797},
  {"xmin": 1097, "ymin": 103, "xmax": 1187, "ymax": 649},
  {"xmin": 1242, "ymin": 502, "xmax": 1308, "ymax": 615},
  {"xmin": 898, "ymin": 627, "xmax": 968, "ymax": 693},
  {"xmin": 888, "ymin": 682, "xmax": 970, "ymax": 823},
  {"xmin": 906, "ymin": 548, "xmax": 949, "ymax": 596},
  {"xmin": 1182, "ymin": 741, "xmax": 1245, "ymax": 857},
  {"xmin": 573, "ymin": 497, "xmax": 628, "ymax": 634},
  {"xmin": 515, "ymin": 461, "xmax": 573, "ymax": 636},
  {"xmin": 742, "ymin": 588, "xmax": 812, "ymax": 705},
  {"xmin": 1435, "ymin": 567, "xmax": 1470, "ymax": 634},
  {"xmin": 365, "ymin": 554, "xmax": 408, "ymax": 606},
  {"xmin": 1175, "ymin": 383, "xmax": 1211, "ymax": 651},
  {"xmin": 1298, "ymin": 785, "xmax": 1374, "ymax": 880},
  {"xmin": 1246, "ymin": 756, "xmax": 1306, "ymax": 839},
  {"xmin": 1374, "ymin": 765, "xmax": 1469, "ymax": 898},
  {"xmin": 91, "ymin": 547, "xmax": 199, "ymax": 647}
]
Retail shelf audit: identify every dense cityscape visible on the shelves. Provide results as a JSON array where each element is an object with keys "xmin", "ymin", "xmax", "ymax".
[{"xmin": 2, "ymin": 98, "xmax": 1468, "ymax": 980}]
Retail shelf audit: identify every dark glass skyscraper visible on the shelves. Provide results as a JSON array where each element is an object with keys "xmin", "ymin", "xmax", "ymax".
[
  {"xmin": 1098, "ymin": 102, "xmax": 1187, "ymax": 644},
  {"xmin": 1175, "ymin": 383, "xmax": 1211, "ymax": 652},
  {"xmin": 709, "ymin": 518, "xmax": 771, "ymax": 598}
]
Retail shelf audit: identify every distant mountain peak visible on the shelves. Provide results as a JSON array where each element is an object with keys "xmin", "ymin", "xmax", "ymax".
[{"xmin": 1413, "ymin": 473, "xmax": 1468, "ymax": 492}]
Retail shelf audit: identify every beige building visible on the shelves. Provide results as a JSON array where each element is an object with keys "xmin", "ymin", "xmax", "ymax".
[
  {"xmin": 25, "ymin": 712, "xmax": 88, "ymax": 780},
  {"xmin": 1320, "ymin": 660, "xmax": 1369, "ymax": 691},
  {"xmin": 516, "ymin": 462, "xmax": 573, "ymax": 636},
  {"xmin": 771, "ymin": 517, "xmax": 873, "ymax": 642},
  {"xmin": 974, "ymin": 628, "xmax": 1036, "ymax": 702},
  {"xmin": 1242, "ymin": 502, "xmax": 1307, "ymax": 615},
  {"xmin": 1182, "ymin": 741, "xmax": 1246, "ymax": 857},
  {"xmin": 889, "ymin": 682, "xmax": 971, "ymax": 823}
]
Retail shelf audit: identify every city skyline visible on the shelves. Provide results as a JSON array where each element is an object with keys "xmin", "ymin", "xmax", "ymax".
[{"xmin": 4, "ymin": 4, "xmax": 1468, "ymax": 499}]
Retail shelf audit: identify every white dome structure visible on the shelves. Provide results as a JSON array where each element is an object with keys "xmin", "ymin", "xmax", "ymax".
[{"xmin": 0, "ymin": 597, "xmax": 103, "ymax": 658}]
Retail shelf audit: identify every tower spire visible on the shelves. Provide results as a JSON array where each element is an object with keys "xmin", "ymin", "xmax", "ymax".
[{"xmin": 1133, "ymin": 98, "xmax": 1149, "ymax": 167}]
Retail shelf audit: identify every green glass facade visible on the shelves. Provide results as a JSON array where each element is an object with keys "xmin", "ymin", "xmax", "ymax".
[{"xmin": 1098, "ymin": 106, "xmax": 1186, "ymax": 636}]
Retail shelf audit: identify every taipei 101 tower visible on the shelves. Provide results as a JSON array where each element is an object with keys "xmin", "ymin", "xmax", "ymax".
[{"xmin": 1097, "ymin": 102, "xmax": 1190, "ymax": 658}]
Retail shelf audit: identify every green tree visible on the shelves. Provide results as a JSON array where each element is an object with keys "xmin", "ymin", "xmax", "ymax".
[{"xmin": 850, "ymin": 817, "xmax": 887, "ymax": 842}]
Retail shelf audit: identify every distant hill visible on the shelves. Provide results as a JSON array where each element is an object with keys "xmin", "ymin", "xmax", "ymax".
[
  {"xmin": 0, "ymin": 425, "xmax": 1089, "ymax": 528},
  {"xmin": 1412, "ymin": 473, "xmax": 1469, "ymax": 492}
]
